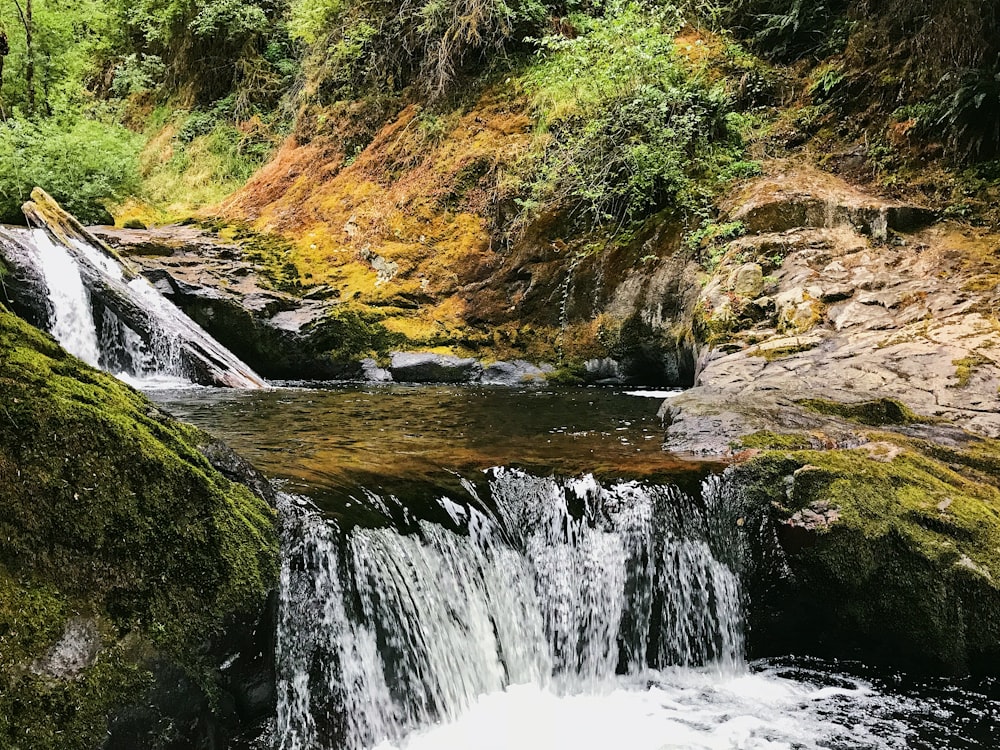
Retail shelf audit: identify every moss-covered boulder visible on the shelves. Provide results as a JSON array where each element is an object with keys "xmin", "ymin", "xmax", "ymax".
[
  {"xmin": 735, "ymin": 440, "xmax": 1000, "ymax": 675},
  {"xmin": 0, "ymin": 307, "xmax": 280, "ymax": 748}
]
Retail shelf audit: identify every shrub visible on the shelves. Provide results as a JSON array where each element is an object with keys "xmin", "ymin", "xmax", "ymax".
[
  {"xmin": 718, "ymin": 0, "xmax": 850, "ymax": 61},
  {"xmin": 290, "ymin": 0, "xmax": 549, "ymax": 100},
  {"xmin": 937, "ymin": 64, "xmax": 1000, "ymax": 163},
  {"xmin": 0, "ymin": 117, "xmax": 141, "ymax": 225},
  {"xmin": 517, "ymin": 3, "xmax": 748, "ymax": 231}
]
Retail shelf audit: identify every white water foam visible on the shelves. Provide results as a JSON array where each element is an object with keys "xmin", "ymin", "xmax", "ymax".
[
  {"xmin": 276, "ymin": 471, "xmax": 746, "ymax": 750},
  {"xmin": 373, "ymin": 668, "xmax": 908, "ymax": 750},
  {"xmin": 624, "ymin": 389, "xmax": 684, "ymax": 398},
  {"xmin": 31, "ymin": 230, "xmax": 101, "ymax": 366}
]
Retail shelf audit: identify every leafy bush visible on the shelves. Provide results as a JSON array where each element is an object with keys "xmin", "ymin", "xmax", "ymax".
[
  {"xmin": 718, "ymin": 0, "xmax": 850, "ymax": 61},
  {"xmin": 518, "ymin": 3, "xmax": 748, "ymax": 231},
  {"xmin": 290, "ymin": 0, "xmax": 549, "ymax": 100},
  {"xmin": 0, "ymin": 117, "xmax": 141, "ymax": 224},
  {"xmin": 937, "ymin": 64, "xmax": 1000, "ymax": 163}
]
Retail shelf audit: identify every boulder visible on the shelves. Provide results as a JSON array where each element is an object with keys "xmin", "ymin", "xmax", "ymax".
[
  {"xmin": 0, "ymin": 309, "xmax": 279, "ymax": 748},
  {"xmin": 481, "ymin": 360, "xmax": 553, "ymax": 385},
  {"xmin": 389, "ymin": 352, "xmax": 482, "ymax": 383}
]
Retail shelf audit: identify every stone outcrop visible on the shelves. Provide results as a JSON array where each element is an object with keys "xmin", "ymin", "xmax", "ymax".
[
  {"xmin": 91, "ymin": 224, "xmax": 348, "ymax": 380},
  {"xmin": 669, "ymin": 164, "xmax": 1000, "ymax": 676},
  {"xmin": 674, "ymin": 165, "xmax": 1000, "ymax": 454},
  {"xmin": 388, "ymin": 351, "xmax": 483, "ymax": 382}
]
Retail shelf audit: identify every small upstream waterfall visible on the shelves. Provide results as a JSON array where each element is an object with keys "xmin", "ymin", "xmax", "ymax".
[
  {"xmin": 31, "ymin": 230, "xmax": 103, "ymax": 367},
  {"xmin": 10, "ymin": 226, "xmax": 265, "ymax": 388},
  {"xmin": 276, "ymin": 469, "xmax": 745, "ymax": 750}
]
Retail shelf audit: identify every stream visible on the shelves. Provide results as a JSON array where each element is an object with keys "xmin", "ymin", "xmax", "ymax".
[
  {"xmin": 150, "ymin": 385, "xmax": 1000, "ymax": 750},
  {"xmin": 12, "ymin": 218, "xmax": 1000, "ymax": 749}
]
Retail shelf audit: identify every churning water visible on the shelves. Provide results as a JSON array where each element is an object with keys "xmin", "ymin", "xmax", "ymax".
[
  {"xmin": 146, "ymin": 385, "xmax": 1000, "ymax": 750},
  {"xmin": 276, "ymin": 470, "xmax": 745, "ymax": 750}
]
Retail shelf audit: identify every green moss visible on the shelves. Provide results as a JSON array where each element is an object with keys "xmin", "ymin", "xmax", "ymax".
[
  {"xmin": 0, "ymin": 307, "xmax": 279, "ymax": 747},
  {"xmin": 797, "ymin": 396, "xmax": 925, "ymax": 426},
  {"xmin": 759, "ymin": 341, "xmax": 819, "ymax": 361},
  {"xmin": 736, "ymin": 430, "xmax": 813, "ymax": 450},
  {"xmin": 545, "ymin": 363, "xmax": 587, "ymax": 386},
  {"xmin": 951, "ymin": 353, "xmax": 991, "ymax": 387},
  {"xmin": 311, "ymin": 306, "xmax": 407, "ymax": 362},
  {"xmin": 736, "ymin": 442, "xmax": 1000, "ymax": 672}
]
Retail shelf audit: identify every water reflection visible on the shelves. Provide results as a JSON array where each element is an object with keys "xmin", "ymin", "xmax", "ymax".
[{"xmin": 150, "ymin": 384, "xmax": 717, "ymax": 511}]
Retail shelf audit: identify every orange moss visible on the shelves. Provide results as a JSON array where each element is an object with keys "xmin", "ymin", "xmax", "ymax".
[{"xmin": 216, "ymin": 86, "xmax": 539, "ymax": 356}]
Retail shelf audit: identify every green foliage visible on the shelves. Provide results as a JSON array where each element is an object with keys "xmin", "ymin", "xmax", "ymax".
[
  {"xmin": 685, "ymin": 219, "xmax": 745, "ymax": 261},
  {"xmin": 0, "ymin": 116, "xmax": 141, "ymax": 224},
  {"xmin": 719, "ymin": 0, "xmax": 850, "ymax": 61},
  {"xmin": 937, "ymin": 64, "xmax": 1000, "ymax": 163},
  {"xmin": 0, "ymin": 0, "xmax": 119, "ymax": 115},
  {"xmin": 110, "ymin": 0, "xmax": 297, "ymax": 109},
  {"xmin": 519, "ymin": 3, "xmax": 749, "ymax": 232},
  {"xmin": 290, "ymin": 0, "xmax": 549, "ymax": 100}
]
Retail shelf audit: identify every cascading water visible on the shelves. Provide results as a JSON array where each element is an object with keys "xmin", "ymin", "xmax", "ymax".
[
  {"xmin": 9, "ymin": 226, "xmax": 265, "ymax": 388},
  {"xmin": 30, "ymin": 230, "xmax": 102, "ymax": 367},
  {"xmin": 276, "ymin": 469, "xmax": 746, "ymax": 750}
]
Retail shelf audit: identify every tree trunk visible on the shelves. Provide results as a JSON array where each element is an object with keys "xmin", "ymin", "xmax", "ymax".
[
  {"xmin": 12, "ymin": 0, "xmax": 32, "ymax": 116},
  {"xmin": 25, "ymin": 0, "xmax": 33, "ymax": 116}
]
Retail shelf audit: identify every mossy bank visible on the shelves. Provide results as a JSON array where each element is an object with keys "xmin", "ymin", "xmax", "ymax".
[
  {"xmin": 0, "ymin": 307, "xmax": 280, "ymax": 748},
  {"xmin": 733, "ymin": 433, "xmax": 1000, "ymax": 675}
]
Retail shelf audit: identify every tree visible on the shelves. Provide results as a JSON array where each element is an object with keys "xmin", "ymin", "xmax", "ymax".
[{"xmin": 11, "ymin": 0, "xmax": 32, "ymax": 116}]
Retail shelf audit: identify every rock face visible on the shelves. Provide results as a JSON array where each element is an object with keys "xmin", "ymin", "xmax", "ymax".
[
  {"xmin": 0, "ymin": 308, "xmax": 279, "ymax": 749},
  {"xmin": 665, "ymin": 164, "xmax": 1000, "ymax": 676},
  {"xmin": 673, "ymin": 165, "xmax": 1000, "ymax": 454},
  {"xmin": 0, "ymin": 227, "xmax": 52, "ymax": 330},
  {"xmin": 91, "ymin": 224, "xmax": 348, "ymax": 380}
]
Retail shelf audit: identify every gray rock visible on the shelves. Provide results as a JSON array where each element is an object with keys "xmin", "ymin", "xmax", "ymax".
[
  {"xmin": 730, "ymin": 262, "xmax": 765, "ymax": 298},
  {"xmin": 584, "ymin": 357, "xmax": 624, "ymax": 383},
  {"xmin": 389, "ymin": 352, "xmax": 482, "ymax": 383},
  {"xmin": 361, "ymin": 357, "xmax": 393, "ymax": 382},
  {"xmin": 481, "ymin": 360, "xmax": 552, "ymax": 385}
]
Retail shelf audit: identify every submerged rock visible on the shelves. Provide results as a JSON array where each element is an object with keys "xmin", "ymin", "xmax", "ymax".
[{"xmin": 0, "ymin": 308, "xmax": 279, "ymax": 748}]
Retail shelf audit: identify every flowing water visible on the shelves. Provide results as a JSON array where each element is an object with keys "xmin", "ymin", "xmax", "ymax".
[
  {"xmin": 11, "ymin": 226, "xmax": 264, "ymax": 388},
  {"xmin": 150, "ymin": 386, "xmax": 1000, "ymax": 750},
  {"xmin": 6, "ymin": 216, "xmax": 997, "ymax": 749}
]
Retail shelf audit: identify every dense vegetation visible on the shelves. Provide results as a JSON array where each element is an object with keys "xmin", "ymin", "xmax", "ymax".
[{"xmin": 0, "ymin": 0, "xmax": 996, "ymax": 228}]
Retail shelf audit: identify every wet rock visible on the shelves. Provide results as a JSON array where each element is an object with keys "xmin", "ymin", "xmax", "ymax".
[
  {"xmin": 361, "ymin": 358, "xmax": 392, "ymax": 382},
  {"xmin": 389, "ymin": 352, "xmax": 482, "ymax": 383},
  {"xmin": 0, "ymin": 227, "xmax": 52, "ymax": 329},
  {"xmin": 481, "ymin": 360, "xmax": 552, "ymax": 385},
  {"xmin": 91, "ymin": 224, "xmax": 239, "ymax": 257},
  {"xmin": 584, "ymin": 357, "xmax": 624, "ymax": 384}
]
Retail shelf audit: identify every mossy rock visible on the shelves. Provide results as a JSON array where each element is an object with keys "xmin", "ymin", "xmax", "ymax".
[
  {"xmin": 735, "ymin": 442, "xmax": 1000, "ymax": 674},
  {"xmin": 0, "ymin": 308, "xmax": 279, "ymax": 748},
  {"xmin": 797, "ymin": 396, "xmax": 925, "ymax": 426}
]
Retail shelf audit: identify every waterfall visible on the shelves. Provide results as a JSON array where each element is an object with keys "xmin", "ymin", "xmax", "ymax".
[
  {"xmin": 30, "ymin": 230, "xmax": 102, "ymax": 367},
  {"xmin": 6, "ymin": 226, "xmax": 266, "ymax": 388},
  {"xmin": 276, "ymin": 469, "xmax": 744, "ymax": 750}
]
